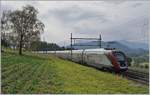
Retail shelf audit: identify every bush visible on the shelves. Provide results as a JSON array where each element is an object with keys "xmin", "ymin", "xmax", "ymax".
[
  {"xmin": 126, "ymin": 57, "xmax": 132, "ymax": 66},
  {"xmin": 145, "ymin": 64, "xmax": 149, "ymax": 69}
]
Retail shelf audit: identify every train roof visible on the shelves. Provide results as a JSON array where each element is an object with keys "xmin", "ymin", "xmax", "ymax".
[
  {"xmin": 84, "ymin": 48, "xmax": 111, "ymax": 51},
  {"xmin": 53, "ymin": 48, "xmax": 114, "ymax": 54},
  {"xmin": 83, "ymin": 48, "xmax": 112, "ymax": 54}
]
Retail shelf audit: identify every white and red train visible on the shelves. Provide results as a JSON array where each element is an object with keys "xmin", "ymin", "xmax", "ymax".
[{"xmin": 38, "ymin": 48, "xmax": 128, "ymax": 72}]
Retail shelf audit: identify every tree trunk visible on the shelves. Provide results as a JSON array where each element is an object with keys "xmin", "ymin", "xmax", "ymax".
[{"xmin": 19, "ymin": 35, "xmax": 23, "ymax": 55}]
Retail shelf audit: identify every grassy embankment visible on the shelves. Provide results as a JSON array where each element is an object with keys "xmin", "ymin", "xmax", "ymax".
[{"xmin": 1, "ymin": 51, "xmax": 149, "ymax": 94}]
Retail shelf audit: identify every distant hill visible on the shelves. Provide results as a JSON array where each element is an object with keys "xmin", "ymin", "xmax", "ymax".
[
  {"xmin": 106, "ymin": 41, "xmax": 148, "ymax": 56},
  {"xmin": 117, "ymin": 40, "xmax": 148, "ymax": 50},
  {"xmin": 69, "ymin": 40, "xmax": 148, "ymax": 56}
]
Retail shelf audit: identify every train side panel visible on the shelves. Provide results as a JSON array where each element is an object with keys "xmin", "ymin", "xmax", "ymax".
[
  {"xmin": 55, "ymin": 53, "xmax": 66, "ymax": 59},
  {"xmin": 72, "ymin": 53, "xmax": 82, "ymax": 63},
  {"xmin": 84, "ymin": 53, "xmax": 112, "ymax": 69}
]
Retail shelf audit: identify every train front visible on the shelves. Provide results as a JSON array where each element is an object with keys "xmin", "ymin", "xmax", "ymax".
[{"xmin": 112, "ymin": 51, "xmax": 128, "ymax": 72}]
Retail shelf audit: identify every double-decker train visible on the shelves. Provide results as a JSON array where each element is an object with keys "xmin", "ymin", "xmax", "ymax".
[{"xmin": 38, "ymin": 48, "xmax": 128, "ymax": 72}]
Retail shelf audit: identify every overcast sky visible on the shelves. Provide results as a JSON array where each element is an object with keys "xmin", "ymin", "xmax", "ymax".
[{"xmin": 1, "ymin": 1, "xmax": 149, "ymax": 46}]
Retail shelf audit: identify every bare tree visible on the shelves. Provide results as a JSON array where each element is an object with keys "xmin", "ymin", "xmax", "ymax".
[
  {"xmin": 1, "ymin": 5, "xmax": 44, "ymax": 55},
  {"xmin": 1, "ymin": 11, "xmax": 12, "ymax": 50}
]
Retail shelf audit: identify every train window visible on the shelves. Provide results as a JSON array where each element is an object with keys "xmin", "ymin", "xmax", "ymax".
[{"xmin": 113, "ymin": 52, "xmax": 125, "ymax": 61}]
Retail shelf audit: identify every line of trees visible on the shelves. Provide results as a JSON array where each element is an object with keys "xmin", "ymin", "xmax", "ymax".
[{"xmin": 31, "ymin": 41, "xmax": 65, "ymax": 51}]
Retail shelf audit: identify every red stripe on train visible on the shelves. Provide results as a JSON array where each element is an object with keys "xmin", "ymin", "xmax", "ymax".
[{"xmin": 105, "ymin": 52, "xmax": 120, "ymax": 71}]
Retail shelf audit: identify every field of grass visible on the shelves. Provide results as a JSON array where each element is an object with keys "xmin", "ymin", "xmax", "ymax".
[{"xmin": 1, "ymin": 52, "xmax": 149, "ymax": 94}]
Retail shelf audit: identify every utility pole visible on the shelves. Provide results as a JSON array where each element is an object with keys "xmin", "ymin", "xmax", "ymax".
[
  {"xmin": 99, "ymin": 34, "xmax": 102, "ymax": 48},
  {"xmin": 70, "ymin": 33, "xmax": 72, "ymax": 60}
]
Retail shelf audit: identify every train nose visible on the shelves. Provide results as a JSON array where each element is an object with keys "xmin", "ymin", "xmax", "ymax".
[
  {"xmin": 118, "ymin": 61, "xmax": 128, "ymax": 71},
  {"xmin": 118, "ymin": 61, "xmax": 126, "ymax": 67}
]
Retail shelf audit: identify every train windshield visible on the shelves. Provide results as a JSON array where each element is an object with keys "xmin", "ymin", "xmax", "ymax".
[{"xmin": 113, "ymin": 52, "xmax": 125, "ymax": 61}]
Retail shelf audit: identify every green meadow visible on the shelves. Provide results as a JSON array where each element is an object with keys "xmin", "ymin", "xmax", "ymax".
[{"xmin": 1, "ymin": 52, "xmax": 149, "ymax": 94}]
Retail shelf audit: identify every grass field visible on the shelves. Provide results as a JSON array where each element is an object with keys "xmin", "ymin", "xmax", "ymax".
[{"xmin": 1, "ymin": 52, "xmax": 149, "ymax": 94}]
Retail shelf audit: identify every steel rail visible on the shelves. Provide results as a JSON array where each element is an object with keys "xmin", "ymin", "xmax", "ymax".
[{"xmin": 123, "ymin": 69, "xmax": 149, "ymax": 85}]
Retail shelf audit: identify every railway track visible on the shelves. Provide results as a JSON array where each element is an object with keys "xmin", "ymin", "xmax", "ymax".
[
  {"xmin": 94, "ymin": 67, "xmax": 149, "ymax": 85},
  {"xmin": 122, "ymin": 69, "xmax": 149, "ymax": 85},
  {"xmin": 75, "ymin": 62, "xmax": 149, "ymax": 85},
  {"xmin": 88, "ymin": 65, "xmax": 149, "ymax": 85}
]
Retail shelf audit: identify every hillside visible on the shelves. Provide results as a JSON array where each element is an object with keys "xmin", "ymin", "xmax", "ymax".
[
  {"xmin": 1, "ymin": 52, "xmax": 149, "ymax": 94},
  {"xmin": 117, "ymin": 40, "xmax": 148, "ymax": 50}
]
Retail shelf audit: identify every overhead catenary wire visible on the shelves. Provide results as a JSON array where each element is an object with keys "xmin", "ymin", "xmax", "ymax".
[{"xmin": 70, "ymin": 33, "xmax": 102, "ymax": 60}]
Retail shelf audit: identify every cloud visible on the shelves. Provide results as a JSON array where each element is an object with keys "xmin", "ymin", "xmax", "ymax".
[
  {"xmin": 103, "ymin": 0, "xmax": 127, "ymax": 5},
  {"xmin": 48, "ymin": 7, "xmax": 107, "ymax": 22},
  {"xmin": 101, "ymin": 16, "xmax": 149, "ymax": 43},
  {"xmin": 1, "ymin": 1, "xmax": 149, "ymax": 46},
  {"xmin": 131, "ymin": 2, "xmax": 142, "ymax": 8}
]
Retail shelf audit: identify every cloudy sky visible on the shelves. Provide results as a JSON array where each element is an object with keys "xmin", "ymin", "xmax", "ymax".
[{"xmin": 1, "ymin": 0, "xmax": 149, "ymax": 46}]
